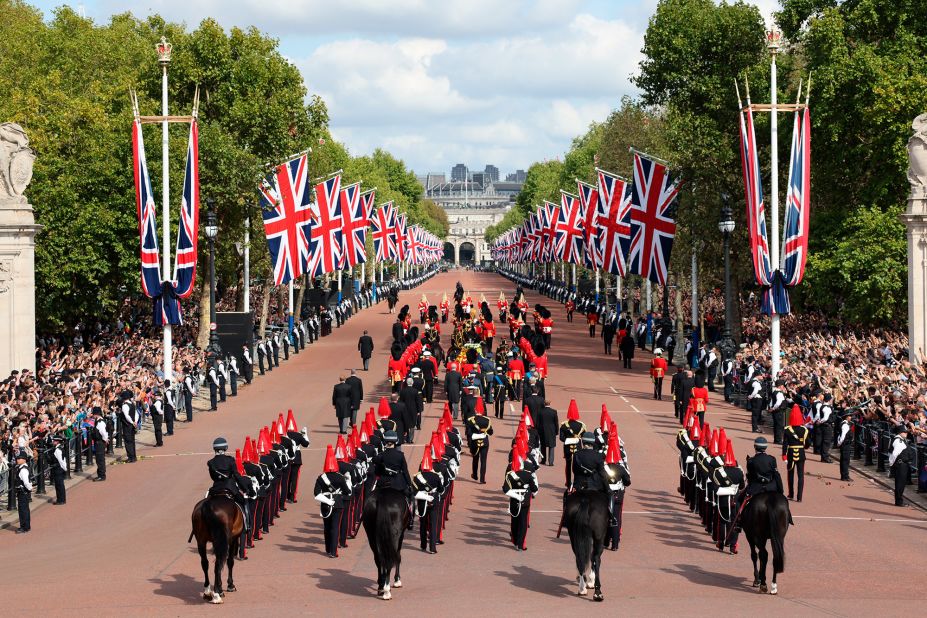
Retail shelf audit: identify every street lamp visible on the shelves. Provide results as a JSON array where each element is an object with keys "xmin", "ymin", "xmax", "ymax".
[
  {"xmin": 204, "ymin": 200, "xmax": 222, "ymax": 365},
  {"xmin": 718, "ymin": 193, "xmax": 737, "ymax": 361}
]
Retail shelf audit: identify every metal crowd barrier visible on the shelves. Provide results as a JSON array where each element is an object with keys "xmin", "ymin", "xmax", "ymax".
[{"xmin": 850, "ymin": 419, "xmax": 921, "ymax": 486}]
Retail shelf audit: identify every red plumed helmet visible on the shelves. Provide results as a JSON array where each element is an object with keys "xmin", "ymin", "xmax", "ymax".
[
  {"xmin": 276, "ymin": 413, "xmax": 286, "ymax": 436},
  {"xmin": 257, "ymin": 427, "xmax": 271, "ymax": 456},
  {"xmin": 605, "ymin": 433, "xmax": 620, "ymax": 465},
  {"xmin": 600, "ymin": 404, "xmax": 612, "ymax": 431},
  {"xmin": 285, "ymin": 409, "xmax": 298, "ymax": 433},
  {"xmin": 269, "ymin": 422, "xmax": 280, "ymax": 445},
  {"xmin": 378, "ymin": 397, "xmax": 392, "ymax": 418},
  {"xmin": 724, "ymin": 439, "xmax": 736, "ymax": 466},
  {"xmin": 421, "ymin": 450, "xmax": 433, "ymax": 472},
  {"xmin": 323, "ymin": 445, "xmax": 338, "ymax": 473},
  {"xmin": 689, "ymin": 422, "xmax": 701, "ymax": 441},
  {"xmin": 717, "ymin": 428, "xmax": 728, "ymax": 451},
  {"xmin": 683, "ymin": 409, "xmax": 693, "ymax": 430},
  {"xmin": 700, "ymin": 422, "xmax": 711, "ymax": 447},
  {"xmin": 243, "ymin": 436, "xmax": 256, "ymax": 463},
  {"xmin": 365, "ymin": 407, "xmax": 376, "ymax": 427},
  {"xmin": 567, "ymin": 399, "xmax": 580, "ymax": 421},
  {"xmin": 511, "ymin": 448, "xmax": 523, "ymax": 473},
  {"xmin": 709, "ymin": 429, "xmax": 719, "ymax": 457},
  {"xmin": 475, "ymin": 397, "xmax": 485, "ymax": 415},
  {"xmin": 442, "ymin": 405, "xmax": 454, "ymax": 428},
  {"xmin": 351, "ymin": 425, "xmax": 360, "ymax": 447},
  {"xmin": 335, "ymin": 435, "xmax": 348, "ymax": 461},
  {"xmin": 521, "ymin": 406, "xmax": 533, "ymax": 428},
  {"xmin": 346, "ymin": 434, "xmax": 356, "ymax": 454},
  {"xmin": 235, "ymin": 448, "xmax": 245, "ymax": 475},
  {"xmin": 432, "ymin": 434, "xmax": 446, "ymax": 459},
  {"xmin": 609, "ymin": 421, "xmax": 619, "ymax": 441},
  {"xmin": 788, "ymin": 404, "xmax": 804, "ymax": 427}
]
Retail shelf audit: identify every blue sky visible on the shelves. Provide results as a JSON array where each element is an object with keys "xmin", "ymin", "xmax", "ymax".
[{"xmin": 30, "ymin": 0, "xmax": 776, "ymax": 176}]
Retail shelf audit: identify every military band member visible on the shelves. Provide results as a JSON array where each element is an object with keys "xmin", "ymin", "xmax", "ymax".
[
  {"xmin": 782, "ymin": 405, "xmax": 810, "ymax": 502},
  {"xmin": 466, "ymin": 404, "xmax": 493, "ymax": 484},
  {"xmin": 315, "ymin": 445, "xmax": 352, "ymax": 558},
  {"xmin": 713, "ymin": 440, "xmax": 744, "ymax": 553},
  {"xmin": 603, "ymin": 433, "xmax": 631, "ymax": 550},
  {"xmin": 414, "ymin": 450, "xmax": 445, "ymax": 554},
  {"xmin": 503, "ymin": 446, "xmax": 539, "ymax": 551},
  {"xmin": 559, "ymin": 400, "xmax": 585, "ymax": 488}
]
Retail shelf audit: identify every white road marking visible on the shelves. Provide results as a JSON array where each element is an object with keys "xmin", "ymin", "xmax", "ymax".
[
  {"xmin": 529, "ymin": 509, "xmax": 927, "ymax": 523},
  {"xmin": 620, "ymin": 395, "xmax": 628, "ymax": 402},
  {"xmin": 609, "ymin": 386, "xmax": 618, "ymax": 394},
  {"xmin": 630, "ymin": 404, "xmax": 641, "ymax": 413}
]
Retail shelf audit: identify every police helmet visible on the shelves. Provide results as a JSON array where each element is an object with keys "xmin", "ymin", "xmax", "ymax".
[
  {"xmin": 212, "ymin": 437, "xmax": 229, "ymax": 452},
  {"xmin": 753, "ymin": 437, "xmax": 768, "ymax": 451},
  {"xmin": 383, "ymin": 431, "xmax": 399, "ymax": 445}
]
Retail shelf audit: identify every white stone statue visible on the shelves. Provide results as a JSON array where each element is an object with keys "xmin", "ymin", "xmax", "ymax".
[
  {"xmin": 0, "ymin": 122, "xmax": 35, "ymax": 200},
  {"xmin": 909, "ymin": 114, "xmax": 927, "ymax": 197}
]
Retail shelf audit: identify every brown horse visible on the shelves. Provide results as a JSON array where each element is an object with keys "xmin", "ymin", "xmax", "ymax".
[{"xmin": 188, "ymin": 494, "xmax": 244, "ymax": 604}]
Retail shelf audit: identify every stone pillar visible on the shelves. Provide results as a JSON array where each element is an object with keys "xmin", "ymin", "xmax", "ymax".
[
  {"xmin": 902, "ymin": 114, "xmax": 927, "ymax": 363},
  {"xmin": 454, "ymin": 241, "xmax": 459, "ymax": 265},
  {"xmin": 0, "ymin": 123, "xmax": 41, "ymax": 376}
]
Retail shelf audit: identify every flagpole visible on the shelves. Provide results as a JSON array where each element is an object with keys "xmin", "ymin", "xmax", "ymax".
[
  {"xmin": 768, "ymin": 28, "xmax": 782, "ymax": 381},
  {"xmin": 158, "ymin": 37, "xmax": 173, "ymax": 382},
  {"xmin": 244, "ymin": 214, "xmax": 250, "ymax": 313},
  {"xmin": 594, "ymin": 268, "xmax": 600, "ymax": 302}
]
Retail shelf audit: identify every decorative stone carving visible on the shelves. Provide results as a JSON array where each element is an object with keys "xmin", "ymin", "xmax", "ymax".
[
  {"xmin": 0, "ymin": 258, "xmax": 11, "ymax": 294},
  {"xmin": 0, "ymin": 122, "xmax": 35, "ymax": 200},
  {"xmin": 908, "ymin": 114, "xmax": 927, "ymax": 197}
]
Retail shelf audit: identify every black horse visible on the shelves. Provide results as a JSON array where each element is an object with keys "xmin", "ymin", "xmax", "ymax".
[
  {"xmin": 188, "ymin": 494, "xmax": 244, "ymax": 604},
  {"xmin": 362, "ymin": 487, "xmax": 409, "ymax": 600},
  {"xmin": 563, "ymin": 490, "xmax": 609, "ymax": 601},
  {"xmin": 740, "ymin": 492, "xmax": 790, "ymax": 594}
]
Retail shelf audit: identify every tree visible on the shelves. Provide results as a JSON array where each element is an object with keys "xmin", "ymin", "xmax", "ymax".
[{"xmin": 516, "ymin": 160, "xmax": 564, "ymax": 215}]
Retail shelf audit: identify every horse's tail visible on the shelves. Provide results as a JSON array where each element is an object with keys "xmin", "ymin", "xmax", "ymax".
[
  {"xmin": 571, "ymin": 494, "xmax": 593, "ymax": 574},
  {"xmin": 205, "ymin": 501, "xmax": 230, "ymax": 560},
  {"xmin": 188, "ymin": 529, "xmax": 195, "ymax": 543},
  {"xmin": 769, "ymin": 496, "xmax": 786, "ymax": 574},
  {"xmin": 376, "ymin": 492, "xmax": 401, "ymax": 570}
]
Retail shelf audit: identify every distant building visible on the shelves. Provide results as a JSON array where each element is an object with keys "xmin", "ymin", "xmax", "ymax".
[
  {"xmin": 470, "ymin": 171, "xmax": 488, "ymax": 188},
  {"xmin": 484, "ymin": 164, "xmax": 499, "ymax": 183},
  {"xmin": 450, "ymin": 163, "xmax": 468, "ymax": 182},
  {"xmin": 505, "ymin": 169, "xmax": 527, "ymax": 183}
]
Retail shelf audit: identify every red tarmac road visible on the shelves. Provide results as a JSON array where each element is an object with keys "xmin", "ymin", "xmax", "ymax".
[{"xmin": 2, "ymin": 271, "xmax": 926, "ymax": 616}]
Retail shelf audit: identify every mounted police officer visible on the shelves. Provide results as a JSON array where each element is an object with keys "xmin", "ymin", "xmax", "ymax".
[
  {"xmin": 207, "ymin": 437, "xmax": 254, "ymax": 549},
  {"xmin": 372, "ymin": 431, "xmax": 413, "ymax": 497},
  {"xmin": 570, "ymin": 432, "xmax": 611, "ymax": 497},
  {"xmin": 743, "ymin": 437, "xmax": 783, "ymax": 498}
]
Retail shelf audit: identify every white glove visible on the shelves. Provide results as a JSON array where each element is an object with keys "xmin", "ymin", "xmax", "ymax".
[{"xmin": 314, "ymin": 493, "xmax": 335, "ymax": 506}]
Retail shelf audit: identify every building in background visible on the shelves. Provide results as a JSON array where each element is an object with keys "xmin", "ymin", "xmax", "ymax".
[
  {"xmin": 450, "ymin": 163, "xmax": 468, "ymax": 182},
  {"xmin": 484, "ymin": 164, "xmax": 499, "ymax": 183}
]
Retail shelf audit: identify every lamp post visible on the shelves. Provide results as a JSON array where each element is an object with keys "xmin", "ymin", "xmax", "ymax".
[
  {"xmin": 718, "ymin": 194, "xmax": 737, "ymax": 360},
  {"xmin": 157, "ymin": 36, "xmax": 173, "ymax": 382},
  {"xmin": 204, "ymin": 201, "xmax": 222, "ymax": 365}
]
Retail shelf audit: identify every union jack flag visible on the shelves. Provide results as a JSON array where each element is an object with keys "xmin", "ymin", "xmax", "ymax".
[
  {"xmin": 555, "ymin": 191, "xmax": 585, "ymax": 264},
  {"xmin": 596, "ymin": 168, "xmax": 633, "ymax": 276},
  {"xmin": 627, "ymin": 153, "xmax": 681, "ymax": 285},
  {"xmin": 360, "ymin": 188, "xmax": 376, "ymax": 220},
  {"xmin": 782, "ymin": 107, "xmax": 810, "ymax": 287},
  {"xmin": 371, "ymin": 201, "xmax": 397, "ymax": 262},
  {"xmin": 406, "ymin": 225, "xmax": 421, "ymax": 265},
  {"xmin": 738, "ymin": 101, "xmax": 772, "ymax": 287},
  {"xmin": 577, "ymin": 180, "xmax": 601, "ymax": 268},
  {"xmin": 394, "ymin": 213, "xmax": 407, "ymax": 263},
  {"xmin": 339, "ymin": 182, "xmax": 367, "ymax": 268},
  {"xmin": 172, "ymin": 120, "xmax": 199, "ymax": 298},
  {"xmin": 308, "ymin": 174, "xmax": 343, "ymax": 277},
  {"xmin": 259, "ymin": 153, "xmax": 313, "ymax": 285},
  {"xmin": 132, "ymin": 117, "xmax": 162, "ymax": 299},
  {"xmin": 541, "ymin": 202, "xmax": 559, "ymax": 263}
]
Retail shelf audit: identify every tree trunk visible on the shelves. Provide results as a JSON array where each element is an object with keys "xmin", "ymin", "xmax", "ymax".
[
  {"xmin": 196, "ymin": 276, "xmax": 210, "ymax": 350},
  {"xmin": 258, "ymin": 269, "xmax": 272, "ymax": 339}
]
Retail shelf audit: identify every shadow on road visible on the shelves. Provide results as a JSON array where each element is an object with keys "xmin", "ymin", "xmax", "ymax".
[
  {"xmin": 148, "ymin": 572, "xmax": 208, "ymax": 605},
  {"xmin": 493, "ymin": 565, "xmax": 573, "ymax": 597},
  {"xmin": 660, "ymin": 563, "xmax": 749, "ymax": 592},
  {"xmin": 308, "ymin": 568, "xmax": 373, "ymax": 598}
]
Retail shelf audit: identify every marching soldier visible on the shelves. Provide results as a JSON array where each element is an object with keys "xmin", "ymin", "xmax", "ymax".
[
  {"xmin": 836, "ymin": 409, "xmax": 854, "ymax": 482},
  {"xmin": 466, "ymin": 403, "xmax": 493, "ymax": 484},
  {"xmin": 150, "ymin": 389, "xmax": 164, "ymax": 447},
  {"xmin": 13, "ymin": 450, "xmax": 32, "ymax": 533},
  {"xmin": 413, "ymin": 450, "xmax": 445, "ymax": 554},
  {"xmin": 503, "ymin": 445, "xmax": 539, "ymax": 551},
  {"xmin": 650, "ymin": 349, "xmax": 668, "ymax": 400},
  {"xmin": 689, "ymin": 375, "xmax": 709, "ymax": 427},
  {"xmin": 713, "ymin": 440, "xmax": 744, "ymax": 553},
  {"xmin": 559, "ymin": 399, "xmax": 585, "ymax": 488},
  {"xmin": 50, "ymin": 435, "xmax": 68, "ymax": 505},
  {"xmin": 314, "ymin": 445, "xmax": 352, "ymax": 558},
  {"xmin": 163, "ymin": 380, "xmax": 176, "ymax": 436},
  {"xmin": 603, "ymin": 432, "xmax": 631, "ymax": 550},
  {"xmin": 676, "ymin": 412, "xmax": 697, "ymax": 499}
]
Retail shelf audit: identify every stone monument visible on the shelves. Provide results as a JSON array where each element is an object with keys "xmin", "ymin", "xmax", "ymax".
[
  {"xmin": 0, "ymin": 122, "xmax": 41, "ymax": 375},
  {"xmin": 902, "ymin": 114, "xmax": 927, "ymax": 363}
]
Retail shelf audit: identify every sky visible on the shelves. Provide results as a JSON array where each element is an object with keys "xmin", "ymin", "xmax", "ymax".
[{"xmin": 31, "ymin": 0, "xmax": 777, "ymax": 177}]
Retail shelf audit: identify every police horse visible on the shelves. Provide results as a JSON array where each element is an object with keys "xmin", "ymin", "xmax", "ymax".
[
  {"xmin": 740, "ymin": 492, "xmax": 790, "ymax": 594},
  {"xmin": 563, "ymin": 490, "xmax": 610, "ymax": 601},
  {"xmin": 362, "ymin": 487, "xmax": 410, "ymax": 600},
  {"xmin": 189, "ymin": 494, "xmax": 245, "ymax": 604}
]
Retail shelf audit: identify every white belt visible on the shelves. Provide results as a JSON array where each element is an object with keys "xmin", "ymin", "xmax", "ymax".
[
  {"xmin": 684, "ymin": 456, "xmax": 694, "ymax": 464},
  {"xmin": 565, "ymin": 437, "xmax": 579, "ymax": 446},
  {"xmin": 414, "ymin": 491, "xmax": 434, "ymax": 502},
  {"xmin": 471, "ymin": 432, "xmax": 487, "ymax": 440},
  {"xmin": 716, "ymin": 486, "xmax": 738, "ymax": 496},
  {"xmin": 314, "ymin": 492, "xmax": 335, "ymax": 506}
]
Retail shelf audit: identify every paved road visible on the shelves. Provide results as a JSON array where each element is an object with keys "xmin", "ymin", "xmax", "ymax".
[{"xmin": 2, "ymin": 271, "xmax": 925, "ymax": 615}]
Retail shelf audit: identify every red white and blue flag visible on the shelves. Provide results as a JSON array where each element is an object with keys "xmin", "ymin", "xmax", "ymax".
[
  {"xmin": 577, "ymin": 180, "xmax": 601, "ymax": 268},
  {"xmin": 782, "ymin": 107, "xmax": 811, "ymax": 287},
  {"xmin": 596, "ymin": 168, "xmax": 633, "ymax": 276},
  {"xmin": 371, "ymin": 201, "xmax": 397, "ymax": 262},
  {"xmin": 259, "ymin": 153, "xmax": 313, "ymax": 285},
  {"xmin": 308, "ymin": 174, "xmax": 343, "ymax": 277},
  {"xmin": 738, "ymin": 100, "xmax": 773, "ymax": 289},
  {"xmin": 172, "ymin": 120, "xmax": 199, "ymax": 299},
  {"xmin": 555, "ymin": 191, "xmax": 586, "ymax": 265},
  {"xmin": 132, "ymin": 117, "xmax": 162, "ymax": 300},
  {"xmin": 339, "ymin": 182, "xmax": 367, "ymax": 268},
  {"xmin": 541, "ymin": 202, "xmax": 559, "ymax": 263},
  {"xmin": 395, "ymin": 213, "xmax": 407, "ymax": 263},
  {"xmin": 627, "ymin": 153, "xmax": 681, "ymax": 285}
]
